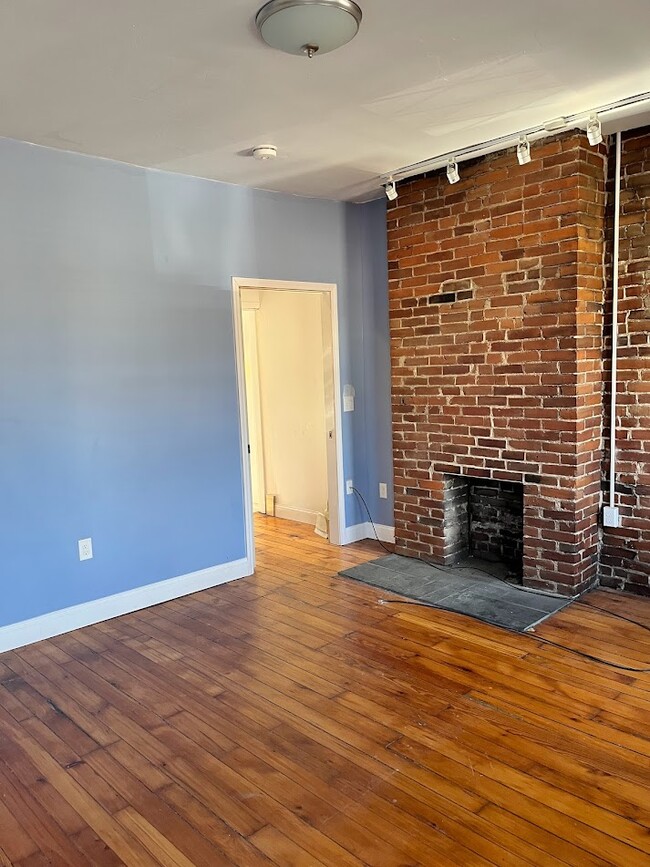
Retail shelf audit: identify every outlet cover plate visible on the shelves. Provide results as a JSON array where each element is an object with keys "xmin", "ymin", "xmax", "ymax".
[
  {"xmin": 603, "ymin": 506, "xmax": 621, "ymax": 528},
  {"xmin": 379, "ymin": 483, "xmax": 388, "ymax": 499},
  {"xmin": 346, "ymin": 480, "xmax": 354, "ymax": 495},
  {"xmin": 78, "ymin": 538, "xmax": 93, "ymax": 561}
]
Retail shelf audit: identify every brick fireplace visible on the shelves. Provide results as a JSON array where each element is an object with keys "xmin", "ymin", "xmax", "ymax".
[{"xmin": 388, "ymin": 132, "xmax": 607, "ymax": 595}]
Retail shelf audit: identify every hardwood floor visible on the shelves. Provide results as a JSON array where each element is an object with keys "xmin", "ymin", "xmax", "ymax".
[{"xmin": 1, "ymin": 516, "xmax": 649, "ymax": 866}]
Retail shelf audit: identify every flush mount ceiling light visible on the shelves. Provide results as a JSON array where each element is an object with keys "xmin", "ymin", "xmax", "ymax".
[{"xmin": 256, "ymin": 0, "xmax": 362, "ymax": 58}]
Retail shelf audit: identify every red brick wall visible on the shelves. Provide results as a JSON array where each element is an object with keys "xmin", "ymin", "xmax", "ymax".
[
  {"xmin": 388, "ymin": 132, "xmax": 607, "ymax": 595},
  {"xmin": 600, "ymin": 128, "xmax": 650, "ymax": 596}
]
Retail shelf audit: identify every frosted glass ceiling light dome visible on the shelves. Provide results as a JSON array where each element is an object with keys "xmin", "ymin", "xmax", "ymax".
[{"xmin": 256, "ymin": 0, "xmax": 362, "ymax": 58}]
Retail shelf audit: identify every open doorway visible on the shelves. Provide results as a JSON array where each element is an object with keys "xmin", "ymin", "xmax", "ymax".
[{"xmin": 233, "ymin": 278, "xmax": 344, "ymax": 567}]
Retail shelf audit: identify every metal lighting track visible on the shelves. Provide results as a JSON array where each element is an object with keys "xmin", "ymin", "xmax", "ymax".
[{"xmin": 381, "ymin": 90, "xmax": 650, "ymax": 187}]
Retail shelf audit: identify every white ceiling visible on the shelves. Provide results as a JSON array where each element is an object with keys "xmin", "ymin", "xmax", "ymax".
[{"xmin": 2, "ymin": 0, "xmax": 650, "ymax": 201}]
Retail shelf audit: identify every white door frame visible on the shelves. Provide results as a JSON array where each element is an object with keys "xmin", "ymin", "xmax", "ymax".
[
  {"xmin": 241, "ymin": 304, "xmax": 266, "ymax": 513},
  {"xmin": 232, "ymin": 277, "xmax": 345, "ymax": 568}
]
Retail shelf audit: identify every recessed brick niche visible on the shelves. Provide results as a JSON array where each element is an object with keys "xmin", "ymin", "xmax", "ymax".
[{"xmin": 388, "ymin": 132, "xmax": 606, "ymax": 596}]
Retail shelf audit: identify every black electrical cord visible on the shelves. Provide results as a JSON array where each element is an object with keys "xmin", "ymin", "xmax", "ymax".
[
  {"xmin": 376, "ymin": 598, "xmax": 650, "ymax": 673},
  {"xmin": 576, "ymin": 600, "xmax": 650, "ymax": 633},
  {"xmin": 351, "ymin": 486, "xmax": 650, "ymax": 673},
  {"xmin": 352, "ymin": 485, "xmax": 564, "ymax": 594},
  {"xmin": 354, "ymin": 487, "xmax": 650, "ymax": 617},
  {"xmin": 351, "ymin": 486, "xmax": 394, "ymax": 555},
  {"xmin": 450, "ymin": 561, "xmax": 650, "ymax": 630}
]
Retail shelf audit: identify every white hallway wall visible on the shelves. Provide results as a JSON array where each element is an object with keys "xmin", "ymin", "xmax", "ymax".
[{"xmin": 243, "ymin": 289, "xmax": 328, "ymax": 525}]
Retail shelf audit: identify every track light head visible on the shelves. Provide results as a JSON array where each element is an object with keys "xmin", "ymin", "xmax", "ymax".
[
  {"xmin": 516, "ymin": 136, "xmax": 531, "ymax": 165},
  {"xmin": 384, "ymin": 180, "xmax": 398, "ymax": 201},
  {"xmin": 446, "ymin": 159, "xmax": 460, "ymax": 185},
  {"xmin": 587, "ymin": 114, "xmax": 603, "ymax": 146}
]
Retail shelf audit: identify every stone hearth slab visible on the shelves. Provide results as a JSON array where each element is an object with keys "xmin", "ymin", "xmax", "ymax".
[{"xmin": 338, "ymin": 554, "xmax": 572, "ymax": 632}]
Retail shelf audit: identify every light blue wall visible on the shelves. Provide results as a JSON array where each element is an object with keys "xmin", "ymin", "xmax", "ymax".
[
  {"xmin": 0, "ymin": 137, "xmax": 391, "ymax": 628},
  {"xmin": 341, "ymin": 198, "xmax": 394, "ymax": 529},
  {"xmin": 360, "ymin": 198, "xmax": 394, "ymax": 528}
]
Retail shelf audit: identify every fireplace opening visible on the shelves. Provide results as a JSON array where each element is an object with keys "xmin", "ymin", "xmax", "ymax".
[{"xmin": 442, "ymin": 475, "xmax": 524, "ymax": 580}]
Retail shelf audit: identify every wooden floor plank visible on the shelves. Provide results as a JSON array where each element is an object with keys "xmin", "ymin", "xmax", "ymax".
[
  {"xmin": 249, "ymin": 824, "xmax": 328, "ymax": 867},
  {"xmin": 0, "ymin": 514, "xmax": 648, "ymax": 865}
]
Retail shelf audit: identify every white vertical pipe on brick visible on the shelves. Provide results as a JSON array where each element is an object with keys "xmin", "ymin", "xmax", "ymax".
[{"xmin": 609, "ymin": 132, "xmax": 622, "ymax": 509}]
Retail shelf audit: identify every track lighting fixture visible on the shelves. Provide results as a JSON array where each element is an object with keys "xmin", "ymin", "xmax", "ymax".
[
  {"xmin": 516, "ymin": 136, "xmax": 531, "ymax": 165},
  {"xmin": 378, "ymin": 89, "xmax": 649, "ymax": 198},
  {"xmin": 587, "ymin": 114, "xmax": 603, "ymax": 146},
  {"xmin": 384, "ymin": 180, "xmax": 398, "ymax": 201},
  {"xmin": 446, "ymin": 159, "xmax": 460, "ymax": 184}
]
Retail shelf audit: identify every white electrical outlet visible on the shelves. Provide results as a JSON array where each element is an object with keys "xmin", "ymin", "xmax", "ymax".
[
  {"xmin": 603, "ymin": 506, "xmax": 621, "ymax": 528},
  {"xmin": 78, "ymin": 538, "xmax": 93, "ymax": 561},
  {"xmin": 346, "ymin": 480, "xmax": 354, "ymax": 495},
  {"xmin": 379, "ymin": 483, "xmax": 388, "ymax": 499}
]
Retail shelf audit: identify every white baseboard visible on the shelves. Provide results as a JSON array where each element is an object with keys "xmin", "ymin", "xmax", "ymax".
[
  {"xmin": 274, "ymin": 505, "xmax": 319, "ymax": 526},
  {"xmin": 0, "ymin": 556, "xmax": 253, "ymax": 654},
  {"xmin": 342, "ymin": 522, "xmax": 395, "ymax": 546}
]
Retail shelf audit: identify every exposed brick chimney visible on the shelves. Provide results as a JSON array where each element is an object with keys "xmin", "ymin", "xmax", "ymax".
[
  {"xmin": 388, "ymin": 132, "xmax": 607, "ymax": 596},
  {"xmin": 600, "ymin": 129, "xmax": 650, "ymax": 596}
]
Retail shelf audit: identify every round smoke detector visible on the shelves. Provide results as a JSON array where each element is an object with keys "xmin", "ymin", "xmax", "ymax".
[
  {"xmin": 255, "ymin": 0, "xmax": 363, "ymax": 58},
  {"xmin": 252, "ymin": 145, "xmax": 278, "ymax": 160}
]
